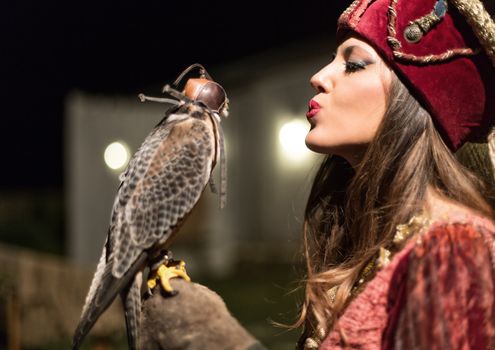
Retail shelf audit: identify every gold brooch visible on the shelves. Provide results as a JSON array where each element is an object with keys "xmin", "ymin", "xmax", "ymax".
[{"xmin": 404, "ymin": 0, "xmax": 448, "ymax": 43}]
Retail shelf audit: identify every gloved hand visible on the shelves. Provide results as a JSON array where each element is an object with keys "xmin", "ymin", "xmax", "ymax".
[{"xmin": 139, "ymin": 278, "xmax": 266, "ymax": 350}]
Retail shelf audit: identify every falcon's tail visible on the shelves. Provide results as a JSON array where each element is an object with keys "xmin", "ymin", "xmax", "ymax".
[
  {"xmin": 71, "ymin": 252, "xmax": 148, "ymax": 350},
  {"xmin": 122, "ymin": 273, "xmax": 144, "ymax": 350}
]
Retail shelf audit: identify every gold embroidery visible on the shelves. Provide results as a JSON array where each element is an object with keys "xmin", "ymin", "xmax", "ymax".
[
  {"xmin": 305, "ymin": 213, "xmax": 430, "ymax": 348},
  {"xmin": 327, "ymin": 285, "xmax": 338, "ymax": 302},
  {"xmin": 450, "ymin": 0, "xmax": 495, "ymax": 66},
  {"xmin": 303, "ymin": 337, "xmax": 319, "ymax": 349},
  {"xmin": 352, "ymin": 212, "xmax": 430, "ymax": 294},
  {"xmin": 377, "ymin": 247, "xmax": 392, "ymax": 268},
  {"xmin": 303, "ymin": 326, "xmax": 327, "ymax": 349},
  {"xmin": 387, "ymin": 0, "xmax": 477, "ymax": 64},
  {"xmin": 394, "ymin": 213, "xmax": 431, "ymax": 244},
  {"xmin": 404, "ymin": 0, "xmax": 448, "ymax": 44}
]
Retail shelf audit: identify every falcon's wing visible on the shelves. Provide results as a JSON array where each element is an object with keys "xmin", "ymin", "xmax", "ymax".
[
  {"xmin": 73, "ymin": 107, "xmax": 216, "ymax": 350},
  {"xmin": 72, "ymin": 250, "xmax": 147, "ymax": 350},
  {"xmin": 74, "ymin": 113, "xmax": 174, "ymax": 330},
  {"xmin": 112, "ymin": 113, "xmax": 216, "ymax": 277}
]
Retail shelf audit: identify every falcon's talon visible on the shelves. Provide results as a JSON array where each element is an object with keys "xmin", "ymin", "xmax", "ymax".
[
  {"xmin": 146, "ymin": 259, "xmax": 191, "ymax": 295},
  {"xmin": 147, "ymin": 278, "xmax": 157, "ymax": 291}
]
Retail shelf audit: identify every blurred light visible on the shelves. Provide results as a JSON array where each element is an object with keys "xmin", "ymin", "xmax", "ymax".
[
  {"xmin": 104, "ymin": 141, "xmax": 130, "ymax": 170},
  {"xmin": 278, "ymin": 119, "xmax": 310, "ymax": 160}
]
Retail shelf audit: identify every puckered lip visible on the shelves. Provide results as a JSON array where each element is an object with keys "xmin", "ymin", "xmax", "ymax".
[{"xmin": 307, "ymin": 99, "xmax": 320, "ymax": 119}]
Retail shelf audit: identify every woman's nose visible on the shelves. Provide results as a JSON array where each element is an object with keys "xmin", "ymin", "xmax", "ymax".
[{"xmin": 310, "ymin": 66, "xmax": 333, "ymax": 93}]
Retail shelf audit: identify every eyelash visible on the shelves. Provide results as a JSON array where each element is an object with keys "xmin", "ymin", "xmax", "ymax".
[
  {"xmin": 331, "ymin": 52, "xmax": 367, "ymax": 74},
  {"xmin": 344, "ymin": 61, "xmax": 367, "ymax": 74}
]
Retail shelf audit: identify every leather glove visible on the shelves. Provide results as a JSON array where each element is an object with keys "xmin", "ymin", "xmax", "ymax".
[{"xmin": 139, "ymin": 278, "xmax": 266, "ymax": 350}]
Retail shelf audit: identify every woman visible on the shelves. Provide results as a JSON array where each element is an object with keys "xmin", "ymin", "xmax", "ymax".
[
  {"xmin": 296, "ymin": 0, "xmax": 495, "ymax": 348},
  {"xmin": 140, "ymin": 0, "xmax": 495, "ymax": 349}
]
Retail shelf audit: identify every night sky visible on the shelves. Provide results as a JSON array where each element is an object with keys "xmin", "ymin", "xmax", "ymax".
[{"xmin": 2, "ymin": 1, "xmax": 348, "ymax": 190}]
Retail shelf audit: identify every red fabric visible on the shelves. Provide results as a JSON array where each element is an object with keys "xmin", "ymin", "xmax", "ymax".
[
  {"xmin": 337, "ymin": 0, "xmax": 495, "ymax": 150},
  {"xmin": 320, "ymin": 214, "xmax": 495, "ymax": 349}
]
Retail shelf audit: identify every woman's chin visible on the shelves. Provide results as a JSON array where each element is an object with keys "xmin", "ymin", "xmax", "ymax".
[{"xmin": 305, "ymin": 138, "xmax": 330, "ymax": 155}]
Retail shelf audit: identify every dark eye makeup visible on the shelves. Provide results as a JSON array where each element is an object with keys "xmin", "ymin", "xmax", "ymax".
[
  {"xmin": 329, "ymin": 45, "xmax": 374, "ymax": 74},
  {"xmin": 344, "ymin": 60, "xmax": 368, "ymax": 74},
  {"xmin": 340, "ymin": 44, "xmax": 375, "ymax": 74}
]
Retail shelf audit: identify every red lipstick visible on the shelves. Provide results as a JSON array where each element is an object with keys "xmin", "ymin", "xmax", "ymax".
[{"xmin": 306, "ymin": 99, "xmax": 320, "ymax": 119}]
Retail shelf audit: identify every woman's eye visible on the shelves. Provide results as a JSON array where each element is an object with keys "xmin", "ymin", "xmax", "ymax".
[{"xmin": 344, "ymin": 61, "xmax": 366, "ymax": 74}]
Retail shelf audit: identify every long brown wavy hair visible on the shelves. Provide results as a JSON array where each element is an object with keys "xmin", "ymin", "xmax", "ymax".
[{"xmin": 295, "ymin": 72, "xmax": 494, "ymax": 346}]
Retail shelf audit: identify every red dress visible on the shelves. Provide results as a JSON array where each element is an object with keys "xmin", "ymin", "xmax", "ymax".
[{"xmin": 320, "ymin": 212, "xmax": 495, "ymax": 349}]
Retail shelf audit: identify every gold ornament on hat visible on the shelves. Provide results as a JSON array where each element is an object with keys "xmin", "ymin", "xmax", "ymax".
[
  {"xmin": 404, "ymin": 0, "xmax": 448, "ymax": 43},
  {"xmin": 450, "ymin": 0, "xmax": 495, "ymax": 66},
  {"xmin": 387, "ymin": 0, "xmax": 476, "ymax": 64},
  {"xmin": 449, "ymin": 0, "xmax": 495, "ymax": 186},
  {"xmin": 340, "ymin": 0, "xmax": 495, "ymax": 65}
]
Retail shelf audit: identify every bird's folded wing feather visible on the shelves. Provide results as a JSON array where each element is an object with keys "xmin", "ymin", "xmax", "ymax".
[
  {"xmin": 112, "ymin": 115, "xmax": 216, "ymax": 277},
  {"xmin": 73, "ymin": 108, "xmax": 216, "ymax": 349}
]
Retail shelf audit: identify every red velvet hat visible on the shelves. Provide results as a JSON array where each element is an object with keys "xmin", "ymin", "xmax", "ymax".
[{"xmin": 337, "ymin": 0, "xmax": 495, "ymax": 150}]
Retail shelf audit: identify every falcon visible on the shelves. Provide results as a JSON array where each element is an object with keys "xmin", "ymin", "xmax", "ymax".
[{"xmin": 72, "ymin": 64, "xmax": 228, "ymax": 350}]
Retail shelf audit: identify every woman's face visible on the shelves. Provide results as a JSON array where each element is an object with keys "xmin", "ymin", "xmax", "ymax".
[{"xmin": 305, "ymin": 36, "xmax": 392, "ymax": 166}]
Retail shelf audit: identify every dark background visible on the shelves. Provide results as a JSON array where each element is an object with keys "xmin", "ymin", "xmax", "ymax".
[
  {"xmin": 0, "ymin": 4, "xmax": 350, "ymax": 347},
  {"xmin": 2, "ymin": 0, "xmax": 348, "ymax": 191},
  {"xmin": 2, "ymin": 2, "xmax": 495, "ymax": 348}
]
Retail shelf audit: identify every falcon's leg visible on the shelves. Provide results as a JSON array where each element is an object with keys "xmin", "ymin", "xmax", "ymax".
[
  {"xmin": 122, "ymin": 271, "xmax": 143, "ymax": 350},
  {"xmin": 147, "ymin": 255, "xmax": 191, "ymax": 296}
]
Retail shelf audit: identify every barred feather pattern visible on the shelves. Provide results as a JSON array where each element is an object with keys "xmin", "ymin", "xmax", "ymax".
[
  {"xmin": 122, "ymin": 272, "xmax": 143, "ymax": 350},
  {"xmin": 73, "ymin": 102, "xmax": 220, "ymax": 350},
  {"xmin": 81, "ymin": 241, "xmax": 108, "ymax": 316},
  {"xmin": 112, "ymin": 107, "xmax": 215, "ymax": 278}
]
